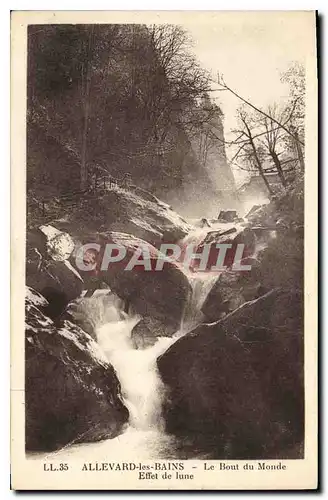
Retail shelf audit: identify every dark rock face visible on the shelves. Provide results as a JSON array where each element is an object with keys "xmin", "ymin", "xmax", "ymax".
[
  {"xmin": 158, "ymin": 289, "xmax": 304, "ymax": 459},
  {"xmin": 78, "ymin": 231, "xmax": 192, "ymax": 332},
  {"xmin": 131, "ymin": 317, "xmax": 177, "ymax": 349},
  {"xmin": 256, "ymin": 230, "xmax": 304, "ymax": 291},
  {"xmin": 218, "ymin": 210, "xmax": 238, "ymax": 222},
  {"xmin": 25, "ymin": 287, "xmax": 129, "ymax": 452},
  {"xmin": 201, "ymin": 257, "xmax": 262, "ymax": 322},
  {"xmin": 26, "ymin": 258, "xmax": 84, "ymax": 318},
  {"xmin": 27, "ymin": 25, "xmax": 225, "ymax": 218},
  {"xmin": 201, "ymin": 203, "xmax": 303, "ymax": 323},
  {"xmin": 26, "ymin": 225, "xmax": 84, "ymax": 318},
  {"xmin": 189, "ymin": 224, "xmax": 256, "ymax": 272}
]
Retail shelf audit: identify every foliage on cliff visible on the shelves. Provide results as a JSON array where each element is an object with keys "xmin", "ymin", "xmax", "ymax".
[{"xmin": 27, "ymin": 24, "xmax": 216, "ymax": 208}]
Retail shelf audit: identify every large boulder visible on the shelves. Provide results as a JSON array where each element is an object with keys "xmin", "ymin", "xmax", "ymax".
[
  {"xmin": 38, "ymin": 224, "xmax": 75, "ymax": 261},
  {"xmin": 131, "ymin": 317, "xmax": 177, "ymax": 350},
  {"xmin": 110, "ymin": 218, "xmax": 163, "ymax": 249},
  {"xmin": 53, "ymin": 187, "xmax": 192, "ymax": 248},
  {"xmin": 256, "ymin": 229, "xmax": 303, "ymax": 292},
  {"xmin": 25, "ymin": 287, "xmax": 129, "ymax": 451},
  {"xmin": 158, "ymin": 288, "xmax": 304, "ymax": 459},
  {"xmin": 245, "ymin": 179, "xmax": 304, "ymax": 230},
  {"xmin": 63, "ymin": 292, "xmax": 126, "ymax": 340},
  {"xmin": 245, "ymin": 203, "xmax": 276, "ymax": 226},
  {"xmin": 187, "ymin": 224, "xmax": 256, "ymax": 272},
  {"xmin": 218, "ymin": 209, "xmax": 239, "ymax": 223},
  {"xmin": 201, "ymin": 257, "xmax": 263, "ymax": 322},
  {"xmin": 201, "ymin": 210, "xmax": 303, "ymax": 323},
  {"xmin": 76, "ymin": 231, "xmax": 192, "ymax": 332},
  {"xmin": 27, "ymin": 225, "xmax": 75, "ymax": 262},
  {"xmin": 26, "ymin": 225, "xmax": 84, "ymax": 317},
  {"xmin": 26, "ymin": 258, "xmax": 84, "ymax": 318}
]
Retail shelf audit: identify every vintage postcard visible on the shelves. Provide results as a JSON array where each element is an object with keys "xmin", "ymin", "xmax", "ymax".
[{"xmin": 11, "ymin": 10, "xmax": 318, "ymax": 490}]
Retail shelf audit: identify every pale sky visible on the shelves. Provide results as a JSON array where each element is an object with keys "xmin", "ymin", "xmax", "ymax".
[{"xmin": 180, "ymin": 11, "xmax": 314, "ymax": 185}]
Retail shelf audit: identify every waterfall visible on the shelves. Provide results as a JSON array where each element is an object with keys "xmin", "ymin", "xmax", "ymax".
[
  {"xmin": 94, "ymin": 276, "xmax": 217, "ymax": 441},
  {"xmin": 178, "ymin": 226, "xmax": 220, "ymax": 334},
  {"xmin": 96, "ymin": 321, "xmax": 174, "ymax": 432},
  {"xmin": 32, "ymin": 227, "xmax": 220, "ymax": 460},
  {"xmin": 179, "ymin": 273, "xmax": 218, "ymax": 334},
  {"xmin": 88, "ymin": 271, "xmax": 216, "ymax": 458},
  {"xmin": 83, "ymin": 227, "xmax": 219, "ymax": 447},
  {"xmin": 90, "ymin": 225, "xmax": 219, "ymax": 436}
]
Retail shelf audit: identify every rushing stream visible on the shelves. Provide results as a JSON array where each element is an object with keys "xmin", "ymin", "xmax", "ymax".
[{"xmin": 29, "ymin": 226, "xmax": 220, "ymax": 461}]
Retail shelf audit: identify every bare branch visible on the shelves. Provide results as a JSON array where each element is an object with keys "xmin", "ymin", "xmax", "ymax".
[{"xmin": 213, "ymin": 77, "xmax": 305, "ymax": 146}]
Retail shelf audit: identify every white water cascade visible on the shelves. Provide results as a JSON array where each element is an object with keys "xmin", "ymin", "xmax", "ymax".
[
  {"xmin": 178, "ymin": 226, "xmax": 220, "ymax": 333},
  {"xmin": 90, "ymin": 267, "xmax": 216, "ymax": 459},
  {"xmin": 97, "ymin": 319, "xmax": 173, "ymax": 433},
  {"xmin": 30, "ymin": 227, "xmax": 220, "ymax": 460}
]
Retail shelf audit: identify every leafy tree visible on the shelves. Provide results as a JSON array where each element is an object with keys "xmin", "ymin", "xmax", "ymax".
[{"xmin": 27, "ymin": 23, "xmax": 213, "ymax": 201}]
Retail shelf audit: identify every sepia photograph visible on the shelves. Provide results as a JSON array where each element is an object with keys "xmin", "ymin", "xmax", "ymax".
[{"xmin": 11, "ymin": 10, "xmax": 318, "ymax": 490}]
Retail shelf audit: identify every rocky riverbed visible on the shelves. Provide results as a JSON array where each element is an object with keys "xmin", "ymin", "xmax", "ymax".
[{"xmin": 25, "ymin": 182, "xmax": 304, "ymax": 459}]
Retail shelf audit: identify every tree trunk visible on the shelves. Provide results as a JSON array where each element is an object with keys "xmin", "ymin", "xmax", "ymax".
[
  {"xmin": 294, "ymin": 129, "xmax": 305, "ymax": 171},
  {"xmin": 249, "ymin": 137, "xmax": 274, "ymax": 196},
  {"xmin": 80, "ymin": 26, "xmax": 94, "ymax": 191},
  {"xmin": 242, "ymin": 118, "xmax": 274, "ymax": 196},
  {"xmin": 270, "ymin": 150, "xmax": 287, "ymax": 187}
]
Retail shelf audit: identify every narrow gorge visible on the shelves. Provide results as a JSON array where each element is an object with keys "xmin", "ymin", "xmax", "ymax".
[{"xmin": 26, "ymin": 181, "xmax": 304, "ymax": 461}]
